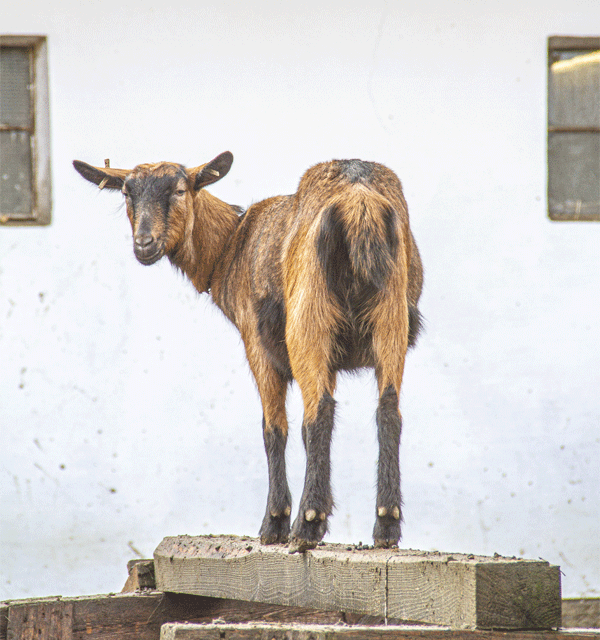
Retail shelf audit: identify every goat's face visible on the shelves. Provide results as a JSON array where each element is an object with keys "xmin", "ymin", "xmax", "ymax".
[
  {"xmin": 122, "ymin": 163, "xmax": 190, "ymax": 265},
  {"xmin": 73, "ymin": 152, "xmax": 234, "ymax": 266}
]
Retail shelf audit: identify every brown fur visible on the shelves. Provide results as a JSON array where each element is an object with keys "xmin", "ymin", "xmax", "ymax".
[{"xmin": 73, "ymin": 152, "xmax": 423, "ymax": 551}]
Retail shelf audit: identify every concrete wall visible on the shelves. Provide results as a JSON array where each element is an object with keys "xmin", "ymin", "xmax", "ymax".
[{"xmin": 1, "ymin": 0, "xmax": 598, "ymax": 599}]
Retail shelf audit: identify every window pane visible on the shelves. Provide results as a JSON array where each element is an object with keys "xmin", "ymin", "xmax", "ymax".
[
  {"xmin": 0, "ymin": 130, "xmax": 33, "ymax": 216},
  {"xmin": 549, "ymin": 50, "xmax": 600, "ymax": 128},
  {"xmin": 548, "ymin": 132, "xmax": 600, "ymax": 219},
  {"xmin": 0, "ymin": 46, "xmax": 32, "ymax": 129}
]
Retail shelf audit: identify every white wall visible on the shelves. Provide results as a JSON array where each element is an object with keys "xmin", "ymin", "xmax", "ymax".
[{"xmin": 1, "ymin": 0, "xmax": 598, "ymax": 600}]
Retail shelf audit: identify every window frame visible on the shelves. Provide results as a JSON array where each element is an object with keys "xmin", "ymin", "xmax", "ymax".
[
  {"xmin": 0, "ymin": 35, "xmax": 52, "ymax": 226},
  {"xmin": 547, "ymin": 35, "xmax": 600, "ymax": 222}
]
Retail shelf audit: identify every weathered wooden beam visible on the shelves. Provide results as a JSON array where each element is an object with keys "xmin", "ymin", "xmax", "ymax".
[
  {"xmin": 1, "ymin": 593, "xmax": 163, "ymax": 640},
  {"xmin": 154, "ymin": 535, "xmax": 561, "ymax": 630},
  {"xmin": 1, "ymin": 591, "xmax": 596, "ymax": 640},
  {"xmin": 160, "ymin": 621, "xmax": 600, "ymax": 640},
  {"xmin": 122, "ymin": 559, "xmax": 157, "ymax": 592},
  {"xmin": 155, "ymin": 536, "xmax": 389, "ymax": 617},
  {"xmin": 1, "ymin": 592, "xmax": 178, "ymax": 640},
  {"xmin": 0, "ymin": 603, "xmax": 7, "ymax": 640},
  {"xmin": 386, "ymin": 551, "xmax": 562, "ymax": 628},
  {"xmin": 0, "ymin": 591, "xmax": 358, "ymax": 640},
  {"xmin": 562, "ymin": 599, "xmax": 600, "ymax": 629},
  {"xmin": 2, "ymin": 599, "xmax": 73, "ymax": 640}
]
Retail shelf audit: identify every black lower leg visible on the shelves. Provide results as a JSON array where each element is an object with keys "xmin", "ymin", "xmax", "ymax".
[
  {"xmin": 259, "ymin": 419, "xmax": 292, "ymax": 544},
  {"xmin": 373, "ymin": 385, "xmax": 403, "ymax": 547},
  {"xmin": 289, "ymin": 393, "xmax": 335, "ymax": 552}
]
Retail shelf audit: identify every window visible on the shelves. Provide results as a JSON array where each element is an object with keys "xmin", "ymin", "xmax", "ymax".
[
  {"xmin": 0, "ymin": 35, "xmax": 51, "ymax": 225},
  {"xmin": 548, "ymin": 36, "xmax": 600, "ymax": 221}
]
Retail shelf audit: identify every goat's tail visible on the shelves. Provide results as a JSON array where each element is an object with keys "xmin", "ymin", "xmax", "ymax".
[{"xmin": 317, "ymin": 186, "xmax": 401, "ymax": 292}]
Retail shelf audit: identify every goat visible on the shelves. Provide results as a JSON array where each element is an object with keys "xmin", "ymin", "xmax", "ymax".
[{"xmin": 73, "ymin": 152, "xmax": 423, "ymax": 552}]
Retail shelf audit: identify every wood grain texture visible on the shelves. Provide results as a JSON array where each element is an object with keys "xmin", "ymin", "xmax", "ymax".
[
  {"xmin": 160, "ymin": 622, "xmax": 450, "ymax": 640},
  {"xmin": 2, "ymin": 593, "xmax": 169, "ymax": 640},
  {"xmin": 154, "ymin": 535, "xmax": 562, "ymax": 630},
  {"xmin": 0, "ymin": 591, "xmax": 388, "ymax": 640},
  {"xmin": 122, "ymin": 559, "xmax": 157, "ymax": 592},
  {"xmin": 562, "ymin": 599, "xmax": 600, "ymax": 629},
  {"xmin": 6, "ymin": 600, "xmax": 73, "ymax": 640},
  {"xmin": 386, "ymin": 553, "xmax": 477, "ymax": 627},
  {"xmin": 1, "ymin": 591, "xmax": 595, "ymax": 640},
  {"xmin": 155, "ymin": 536, "xmax": 389, "ymax": 616},
  {"xmin": 160, "ymin": 622, "xmax": 600, "ymax": 640},
  {"xmin": 474, "ymin": 561, "xmax": 561, "ymax": 629},
  {"xmin": 0, "ymin": 603, "xmax": 7, "ymax": 640},
  {"xmin": 387, "ymin": 553, "xmax": 562, "ymax": 629}
]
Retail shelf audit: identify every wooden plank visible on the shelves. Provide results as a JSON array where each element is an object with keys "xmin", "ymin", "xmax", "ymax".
[
  {"xmin": 160, "ymin": 622, "xmax": 450, "ymax": 640},
  {"xmin": 563, "ymin": 599, "xmax": 600, "ymax": 629},
  {"xmin": 2, "ymin": 593, "xmax": 170, "ymax": 640},
  {"xmin": 160, "ymin": 622, "xmax": 600, "ymax": 640},
  {"xmin": 155, "ymin": 536, "xmax": 389, "ymax": 617},
  {"xmin": 158, "ymin": 593, "xmax": 361, "ymax": 625},
  {"xmin": 1, "ymin": 591, "xmax": 597, "ymax": 640},
  {"xmin": 0, "ymin": 602, "xmax": 8, "ymax": 640},
  {"xmin": 474, "ymin": 561, "xmax": 561, "ymax": 629},
  {"xmin": 71, "ymin": 592, "xmax": 164, "ymax": 639},
  {"xmin": 154, "ymin": 535, "xmax": 562, "ymax": 630},
  {"xmin": 122, "ymin": 559, "xmax": 157, "ymax": 592},
  {"xmin": 386, "ymin": 553, "xmax": 561, "ymax": 628},
  {"xmin": 0, "ymin": 591, "xmax": 372, "ymax": 640},
  {"xmin": 6, "ymin": 600, "xmax": 73, "ymax": 640},
  {"xmin": 0, "ymin": 591, "xmax": 353, "ymax": 640},
  {"xmin": 548, "ymin": 35, "xmax": 600, "ymax": 51}
]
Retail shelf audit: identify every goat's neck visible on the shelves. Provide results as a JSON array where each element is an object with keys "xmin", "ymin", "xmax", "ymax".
[{"xmin": 169, "ymin": 191, "xmax": 239, "ymax": 294}]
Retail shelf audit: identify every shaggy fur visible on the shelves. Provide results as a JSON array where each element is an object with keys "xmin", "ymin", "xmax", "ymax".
[{"xmin": 73, "ymin": 152, "xmax": 423, "ymax": 551}]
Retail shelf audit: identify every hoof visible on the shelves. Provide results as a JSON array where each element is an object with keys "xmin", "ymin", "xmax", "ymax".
[
  {"xmin": 259, "ymin": 508, "xmax": 291, "ymax": 545},
  {"xmin": 288, "ymin": 537, "xmax": 318, "ymax": 554},
  {"xmin": 373, "ymin": 507, "xmax": 401, "ymax": 547},
  {"xmin": 289, "ymin": 508, "xmax": 328, "ymax": 552},
  {"xmin": 373, "ymin": 538, "xmax": 398, "ymax": 549}
]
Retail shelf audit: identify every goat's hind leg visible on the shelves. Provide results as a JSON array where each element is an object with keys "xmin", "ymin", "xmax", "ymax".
[
  {"xmin": 286, "ymin": 318, "xmax": 338, "ymax": 552},
  {"xmin": 371, "ymin": 295, "xmax": 409, "ymax": 548},
  {"xmin": 289, "ymin": 388, "xmax": 336, "ymax": 552},
  {"xmin": 373, "ymin": 385, "xmax": 403, "ymax": 547}
]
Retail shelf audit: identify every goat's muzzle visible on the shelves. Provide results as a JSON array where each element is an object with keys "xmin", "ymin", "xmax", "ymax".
[{"xmin": 134, "ymin": 233, "xmax": 164, "ymax": 265}]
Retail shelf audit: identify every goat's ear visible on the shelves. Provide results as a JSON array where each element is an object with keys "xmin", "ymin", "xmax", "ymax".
[
  {"xmin": 73, "ymin": 160, "xmax": 130, "ymax": 190},
  {"xmin": 191, "ymin": 151, "xmax": 233, "ymax": 191}
]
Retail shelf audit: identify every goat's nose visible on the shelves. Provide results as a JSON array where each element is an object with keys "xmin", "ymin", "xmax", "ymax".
[{"xmin": 135, "ymin": 233, "xmax": 154, "ymax": 248}]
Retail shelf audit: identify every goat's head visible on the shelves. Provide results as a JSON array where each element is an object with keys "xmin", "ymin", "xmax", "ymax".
[{"xmin": 73, "ymin": 152, "xmax": 233, "ymax": 265}]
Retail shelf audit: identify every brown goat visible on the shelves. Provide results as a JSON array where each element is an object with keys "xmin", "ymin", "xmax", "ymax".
[{"xmin": 73, "ymin": 152, "xmax": 423, "ymax": 552}]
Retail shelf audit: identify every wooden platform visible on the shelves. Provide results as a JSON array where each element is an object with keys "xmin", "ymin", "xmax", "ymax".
[
  {"xmin": 2, "ymin": 592, "xmax": 599, "ymax": 640},
  {"xmin": 2, "ymin": 562, "xmax": 598, "ymax": 640},
  {"xmin": 154, "ymin": 535, "xmax": 561, "ymax": 630}
]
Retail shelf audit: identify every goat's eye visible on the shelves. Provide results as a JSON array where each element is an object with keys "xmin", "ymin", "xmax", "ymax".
[{"xmin": 175, "ymin": 189, "xmax": 186, "ymax": 197}]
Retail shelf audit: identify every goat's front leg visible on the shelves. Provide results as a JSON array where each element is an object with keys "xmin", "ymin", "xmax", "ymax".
[
  {"xmin": 252, "ymin": 362, "xmax": 292, "ymax": 545},
  {"xmin": 260, "ymin": 416, "xmax": 292, "ymax": 544}
]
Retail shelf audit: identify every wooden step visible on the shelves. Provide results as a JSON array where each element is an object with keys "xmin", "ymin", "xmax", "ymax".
[
  {"xmin": 154, "ymin": 535, "xmax": 561, "ymax": 630},
  {"xmin": 160, "ymin": 622, "xmax": 600, "ymax": 640}
]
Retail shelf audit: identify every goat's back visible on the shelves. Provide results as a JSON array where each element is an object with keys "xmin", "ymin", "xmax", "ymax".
[{"xmin": 211, "ymin": 159, "xmax": 423, "ymax": 376}]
